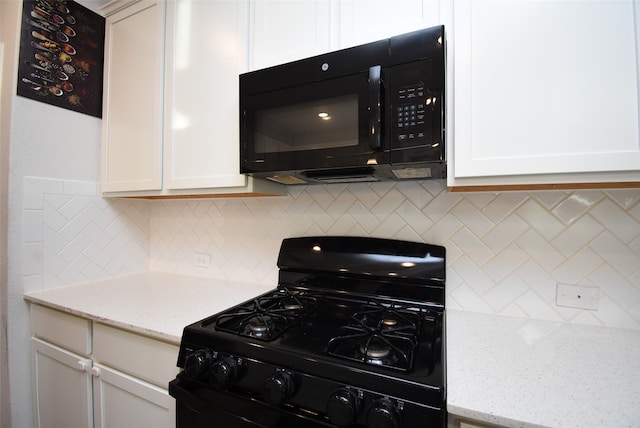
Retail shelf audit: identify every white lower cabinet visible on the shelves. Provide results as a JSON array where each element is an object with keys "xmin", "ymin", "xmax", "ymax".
[
  {"xmin": 457, "ymin": 421, "xmax": 496, "ymax": 428},
  {"xmin": 449, "ymin": 416, "xmax": 500, "ymax": 428},
  {"xmin": 92, "ymin": 322, "xmax": 177, "ymax": 428},
  {"xmin": 30, "ymin": 305, "xmax": 178, "ymax": 428},
  {"xmin": 31, "ymin": 338, "xmax": 93, "ymax": 428},
  {"xmin": 92, "ymin": 364, "xmax": 174, "ymax": 428}
]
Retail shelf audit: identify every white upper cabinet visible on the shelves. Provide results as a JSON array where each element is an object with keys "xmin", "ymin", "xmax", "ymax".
[
  {"xmin": 249, "ymin": 0, "xmax": 331, "ymax": 70},
  {"xmin": 101, "ymin": 0, "xmax": 640, "ymax": 194},
  {"xmin": 101, "ymin": 0, "xmax": 285, "ymax": 197},
  {"xmin": 101, "ymin": 0, "xmax": 165, "ymax": 193},
  {"xmin": 446, "ymin": 0, "xmax": 640, "ymax": 188},
  {"xmin": 337, "ymin": 0, "xmax": 441, "ymax": 49},
  {"xmin": 248, "ymin": 0, "xmax": 442, "ymax": 70},
  {"xmin": 163, "ymin": 0, "xmax": 248, "ymax": 190}
]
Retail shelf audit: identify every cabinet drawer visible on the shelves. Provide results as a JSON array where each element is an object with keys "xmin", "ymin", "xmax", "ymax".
[
  {"xmin": 93, "ymin": 323, "xmax": 179, "ymax": 388},
  {"xmin": 450, "ymin": 417, "xmax": 501, "ymax": 428},
  {"xmin": 30, "ymin": 305, "xmax": 91, "ymax": 356}
]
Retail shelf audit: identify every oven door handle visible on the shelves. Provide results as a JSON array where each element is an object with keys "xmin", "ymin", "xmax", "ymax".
[{"xmin": 368, "ymin": 65, "xmax": 382, "ymax": 150}]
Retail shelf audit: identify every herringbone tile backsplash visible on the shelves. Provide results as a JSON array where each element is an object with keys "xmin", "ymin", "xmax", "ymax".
[
  {"xmin": 23, "ymin": 177, "xmax": 149, "ymax": 291},
  {"xmin": 24, "ymin": 177, "xmax": 640, "ymax": 329}
]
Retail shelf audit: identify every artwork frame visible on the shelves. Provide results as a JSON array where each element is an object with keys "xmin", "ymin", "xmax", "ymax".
[{"xmin": 17, "ymin": 0, "xmax": 105, "ymax": 118}]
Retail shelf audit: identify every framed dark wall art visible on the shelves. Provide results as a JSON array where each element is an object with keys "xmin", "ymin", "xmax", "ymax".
[{"xmin": 17, "ymin": 0, "xmax": 105, "ymax": 118}]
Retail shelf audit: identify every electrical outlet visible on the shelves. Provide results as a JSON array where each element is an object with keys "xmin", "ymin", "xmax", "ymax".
[
  {"xmin": 194, "ymin": 252, "xmax": 211, "ymax": 268},
  {"xmin": 556, "ymin": 283, "xmax": 599, "ymax": 310}
]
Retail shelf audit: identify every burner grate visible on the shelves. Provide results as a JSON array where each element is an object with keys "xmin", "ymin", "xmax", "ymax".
[
  {"xmin": 327, "ymin": 302, "xmax": 424, "ymax": 371},
  {"xmin": 213, "ymin": 288, "xmax": 321, "ymax": 341}
]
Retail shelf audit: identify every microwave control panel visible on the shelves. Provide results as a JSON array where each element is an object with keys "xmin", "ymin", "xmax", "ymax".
[
  {"xmin": 389, "ymin": 59, "xmax": 443, "ymax": 153},
  {"xmin": 396, "ymin": 84, "xmax": 427, "ymax": 142}
]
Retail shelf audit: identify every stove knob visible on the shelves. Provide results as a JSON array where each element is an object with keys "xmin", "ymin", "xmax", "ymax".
[
  {"xmin": 184, "ymin": 350, "xmax": 213, "ymax": 380},
  {"xmin": 367, "ymin": 398, "xmax": 400, "ymax": 428},
  {"xmin": 263, "ymin": 371, "xmax": 294, "ymax": 406},
  {"xmin": 327, "ymin": 388, "xmax": 362, "ymax": 427},
  {"xmin": 209, "ymin": 357, "xmax": 239, "ymax": 389}
]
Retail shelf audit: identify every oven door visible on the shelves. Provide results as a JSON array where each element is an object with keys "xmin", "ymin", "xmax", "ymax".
[
  {"xmin": 240, "ymin": 66, "xmax": 386, "ymax": 176},
  {"xmin": 169, "ymin": 377, "xmax": 333, "ymax": 428}
]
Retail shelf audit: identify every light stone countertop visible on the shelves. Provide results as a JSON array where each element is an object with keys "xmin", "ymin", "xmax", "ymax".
[
  {"xmin": 446, "ymin": 309, "xmax": 640, "ymax": 428},
  {"xmin": 23, "ymin": 274, "xmax": 640, "ymax": 427},
  {"xmin": 23, "ymin": 272, "xmax": 274, "ymax": 344}
]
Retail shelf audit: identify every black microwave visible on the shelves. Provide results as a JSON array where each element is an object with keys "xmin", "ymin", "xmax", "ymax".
[{"xmin": 240, "ymin": 25, "xmax": 445, "ymax": 185}]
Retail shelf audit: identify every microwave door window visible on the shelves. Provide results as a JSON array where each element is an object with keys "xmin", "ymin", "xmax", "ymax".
[{"xmin": 254, "ymin": 94, "xmax": 359, "ymax": 154}]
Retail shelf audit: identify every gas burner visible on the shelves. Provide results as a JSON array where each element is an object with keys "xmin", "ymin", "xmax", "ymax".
[
  {"xmin": 212, "ymin": 288, "xmax": 321, "ymax": 341},
  {"xmin": 327, "ymin": 302, "xmax": 424, "ymax": 371},
  {"xmin": 282, "ymin": 302, "xmax": 303, "ymax": 310},
  {"xmin": 248, "ymin": 322, "xmax": 267, "ymax": 333},
  {"xmin": 360, "ymin": 340, "xmax": 391, "ymax": 359},
  {"xmin": 245, "ymin": 320, "xmax": 273, "ymax": 339},
  {"xmin": 352, "ymin": 303, "xmax": 422, "ymax": 335}
]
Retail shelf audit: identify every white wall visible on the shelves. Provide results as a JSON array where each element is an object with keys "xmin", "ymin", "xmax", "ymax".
[
  {"xmin": 1, "ymin": 1, "xmax": 23, "ymax": 425},
  {"xmin": 6, "ymin": 98, "xmax": 104, "ymax": 428},
  {"xmin": 2, "ymin": 1, "xmax": 108, "ymax": 425},
  {"xmin": 0, "ymin": 27, "xmax": 14, "ymax": 428}
]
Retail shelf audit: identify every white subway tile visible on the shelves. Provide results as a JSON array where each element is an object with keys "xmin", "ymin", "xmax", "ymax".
[
  {"xmin": 552, "ymin": 215, "xmax": 604, "ymax": 257},
  {"xmin": 24, "ymin": 177, "xmax": 640, "ymax": 329},
  {"xmin": 23, "ymin": 274, "xmax": 43, "ymax": 294},
  {"xmin": 590, "ymin": 198, "xmax": 640, "ymax": 244},
  {"xmin": 552, "ymin": 191, "xmax": 603, "ymax": 224},
  {"xmin": 22, "ymin": 243, "xmax": 43, "ymax": 276},
  {"xmin": 590, "ymin": 233, "xmax": 639, "ymax": 277},
  {"xmin": 23, "ymin": 210, "xmax": 43, "ymax": 243}
]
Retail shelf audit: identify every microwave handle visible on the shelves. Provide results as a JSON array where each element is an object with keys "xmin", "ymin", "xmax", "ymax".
[{"xmin": 368, "ymin": 65, "xmax": 382, "ymax": 150}]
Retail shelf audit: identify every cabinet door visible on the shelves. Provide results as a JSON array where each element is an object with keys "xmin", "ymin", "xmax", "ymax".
[
  {"xmin": 92, "ymin": 364, "xmax": 175, "ymax": 428},
  {"xmin": 163, "ymin": 0, "xmax": 249, "ymax": 189},
  {"xmin": 101, "ymin": 0, "xmax": 165, "ymax": 192},
  {"xmin": 338, "ymin": 0, "xmax": 441, "ymax": 48},
  {"xmin": 249, "ymin": 0, "xmax": 331, "ymax": 70},
  {"xmin": 31, "ymin": 338, "xmax": 93, "ymax": 428},
  {"xmin": 449, "ymin": 0, "xmax": 640, "ymax": 185}
]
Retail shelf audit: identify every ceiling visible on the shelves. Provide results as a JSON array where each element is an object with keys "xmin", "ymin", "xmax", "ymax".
[{"xmin": 76, "ymin": 0, "xmax": 110, "ymax": 14}]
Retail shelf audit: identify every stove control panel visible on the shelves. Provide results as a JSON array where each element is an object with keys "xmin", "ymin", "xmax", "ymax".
[{"xmin": 179, "ymin": 349, "xmax": 443, "ymax": 428}]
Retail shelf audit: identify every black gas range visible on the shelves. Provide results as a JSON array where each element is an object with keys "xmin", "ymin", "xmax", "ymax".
[{"xmin": 169, "ymin": 236, "xmax": 446, "ymax": 428}]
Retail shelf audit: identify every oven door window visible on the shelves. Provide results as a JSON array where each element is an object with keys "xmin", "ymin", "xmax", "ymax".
[{"xmin": 242, "ymin": 70, "xmax": 382, "ymax": 173}]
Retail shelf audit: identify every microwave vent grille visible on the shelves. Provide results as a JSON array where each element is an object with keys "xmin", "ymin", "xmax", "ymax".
[{"xmin": 302, "ymin": 167, "xmax": 379, "ymax": 184}]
